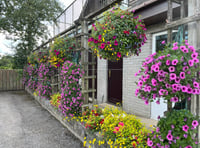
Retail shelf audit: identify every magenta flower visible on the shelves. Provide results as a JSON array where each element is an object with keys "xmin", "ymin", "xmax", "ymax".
[
  {"xmin": 147, "ymin": 138, "xmax": 153, "ymax": 146},
  {"xmin": 182, "ymin": 125, "xmax": 189, "ymax": 132},
  {"xmin": 114, "ymin": 40, "xmax": 118, "ymax": 46},
  {"xmin": 56, "ymin": 51, "xmax": 60, "ymax": 56},
  {"xmin": 193, "ymin": 58, "xmax": 199, "ymax": 63},
  {"xmin": 166, "ymin": 60, "xmax": 171, "ymax": 65},
  {"xmin": 100, "ymin": 43, "xmax": 105, "ymax": 49},
  {"xmin": 117, "ymin": 52, "xmax": 121, "ymax": 58},
  {"xmin": 185, "ymin": 145, "xmax": 192, "ymax": 148},
  {"xmin": 94, "ymin": 39, "xmax": 98, "ymax": 44},
  {"xmin": 113, "ymin": 36, "xmax": 116, "ymax": 39},
  {"xmin": 161, "ymin": 40, "xmax": 165, "ymax": 44},
  {"xmin": 166, "ymin": 133, "xmax": 173, "ymax": 141},
  {"xmin": 173, "ymin": 42, "xmax": 178, "ymax": 46},
  {"xmin": 180, "ymin": 72, "xmax": 185, "ymax": 79},
  {"xmin": 172, "ymin": 59, "xmax": 178, "ymax": 65},
  {"xmin": 171, "ymin": 125, "xmax": 175, "ymax": 129},
  {"xmin": 192, "ymin": 120, "xmax": 199, "ymax": 127},
  {"xmin": 188, "ymin": 60, "xmax": 194, "ymax": 67},
  {"xmin": 183, "ymin": 66, "xmax": 189, "ymax": 71},
  {"xmin": 191, "ymin": 52, "xmax": 198, "ymax": 58},
  {"xmin": 170, "ymin": 73, "xmax": 176, "ymax": 80},
  {"xmin": 172, "ymin": 46, "xmax": 178, "ymax": 50},
  {"xmin": 184, "ymin": 134, "xmax": 188, "ymax": 138},
  {"xmin": 98, "ymin": 35, "xmax": 102, "ymax": 40},
  {"xmin": 153, "ymin": 66, "xmax": 160, "ymax": 72},
  {"xmin": 88, "ymin": 37, "xmax": 94, "ymax": 42},
  {"xmin": 138, "ymin": 80, "xmax": 143, "ymax": 86},
  {"xmin": 151, "ymin": 78, "xmax": 157, "ymax": 86},
  {"xmin": 170, "ymin": 97, "xmax": 179, "ymax": 103},
  {"xmin": 168, "ymin": 66, "xmax": 175, "ymax": 72},
  {"xmin": 193, "ymin": 82, "xmax": 199, "ymax": 88},
  {"xmin": 120, "ymin": 15, "xmax": 124, "ymax": 18}
]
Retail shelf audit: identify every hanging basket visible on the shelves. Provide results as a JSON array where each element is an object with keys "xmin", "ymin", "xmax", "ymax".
[
  {"xmin": 88, "ymin": 7, "xmax": 147, "ymax": 61},
  {"xmin": 135, "ymin": 41, "xmax": 200, "ymax": 105}
]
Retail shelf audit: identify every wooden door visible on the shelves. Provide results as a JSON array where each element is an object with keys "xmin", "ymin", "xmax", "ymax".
[{"xmin": 108, "ymin": 59, "xmax": 122, "ymax": 104}]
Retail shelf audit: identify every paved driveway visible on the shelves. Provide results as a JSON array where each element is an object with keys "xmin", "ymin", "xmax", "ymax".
[{"xmin": 0, "ymin": 91, "xmax": 82, "ymax": 148}]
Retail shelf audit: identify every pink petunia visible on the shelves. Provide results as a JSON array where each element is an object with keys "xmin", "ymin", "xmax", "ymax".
[
  {"xmin": 117, "ymin": 52, "xmax": 121, "ymax": 58},
  {"xmin": 166, "ymin": 133, "xmax": 173, "ymax": 141},
  {"xmin": 168, "ymin": 66, "xmax": 175, "ymax": 72},
  {"xmin": 191, "ymin": 52, "xmax": 198, "ymax": 58},
  {"xmin": 161, "ymin": 40, "xmax": 165, "ymax": 44},
  {"xmin": 114, "ymin": 40, "xmax": 118, "ymax": 46},
  {"xmin": 188, "ymin": 60, "xmax": 194, "ymax": 67},
  {"xmin": 170, "ymin": 73, "xmax": 176, "ymax": 80},
  {"xmin": 172, "ymin": 59, "xmax": 178, "ymax": 65},
  {"xmin": 182, "ymin": 125, "xmax": 189, "ymax": 132},
  {"xmin": 147, "ymin": 138, "xmax": 153, "ymax": 146},
  {"xmin": 180, "ymin": 72, "xmax": 185, "ymax": 79},
  {"xmin": 192, "ymin": 120, "xmax": 199, "ymax": 127}
]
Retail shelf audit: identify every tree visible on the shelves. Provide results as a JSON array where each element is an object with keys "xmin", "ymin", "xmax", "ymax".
[
  {"xmin": 0, "ymin": 55, "xmax": 14, "ymax": 69},
  {"xmin": 0, "ymin": 0, "xmax": 63, "ymax": 69}
]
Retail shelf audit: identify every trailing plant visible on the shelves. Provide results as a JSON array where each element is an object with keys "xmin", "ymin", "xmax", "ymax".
[
  {"xmin": 36, "ymin": 62, "xmax": 56, "ymax": 99},
  {"xmin": 60, "ymin": 61, "xmax": 84, "ymax": 117},
  {"xmin": 147, "ymin": 109, "xmax": 199, "ymax": 147},
  {"xmin": 50, "ymin": 93, "xmax": 61, "ymax": 109},
  {"xmin": 135, "ymin": 40, "xmax": 200, "ymax": 105},
  {"xmin": 23, "ymin": 64, "xmax": 38, "ymax": 91},
  {"xmin": 88, "ymin": 7, "xmax": 147, "ymax": 61},
  {"xmin": 49, "ymin": 37, "xmax": 76, "ymax": 68},
  {"xmin": 37, "ymin": 50, "xmax": 49, "ymax": 63}
]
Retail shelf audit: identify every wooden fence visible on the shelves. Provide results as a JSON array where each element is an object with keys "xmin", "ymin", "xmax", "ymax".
[{"xmin": 0, "ymin": 69, "xmax": 24, "ymax": 91}]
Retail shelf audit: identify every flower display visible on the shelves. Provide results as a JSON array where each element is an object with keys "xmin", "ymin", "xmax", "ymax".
[
  {"xmin": 27, "ymin": 52, "xmax": 39, "ymax": 66},
  {"xmin": 100, "ymin": 106, "xmax": 149, "ymax": 148},
  {"xmin": 59, "ymin": 61, "xmax": 84, "ymax": 117},
  {"xmin": 84, "ymin": 105, "xmax": 104, "ymax": 132},
  {"xmin": 23, "ymin": 65, "xmax": 38, "ymax": 91},
  {"xmin": 49, "ymin": 37, "xmax": 76, "ymax": 68},
  {"xmin": 37, "ymin": 50, "xmax": 49, "ymax": 63},
  {"xmin": 147, "ymin": 110, "xmax": 199, "ymax": 147},
  {"xmin": 36, "ymin": 62, "xmax": 56, "ymax": 99},
  {"xmin": 88, "ymin": 7, "xmax": 147, "ymax": 61},
  {"xmin": 136, "ymin": 41, "xmax": 200, "ymax": 104}
]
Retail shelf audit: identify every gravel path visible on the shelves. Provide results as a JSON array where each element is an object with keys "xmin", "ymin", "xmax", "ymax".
[{"xmin": 0, "ymin": 91, "xmax": 83, "ymax": 148}]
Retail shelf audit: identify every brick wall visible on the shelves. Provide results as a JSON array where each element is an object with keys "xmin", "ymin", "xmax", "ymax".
[{"xmin": 122, "ymin": 33, "xmax": 152, "ymax": 118}]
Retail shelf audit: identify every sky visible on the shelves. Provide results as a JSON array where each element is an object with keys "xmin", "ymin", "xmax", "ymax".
[{"xmin": 0, "ymin": 0, "xmax": 75, "ymax": 55}]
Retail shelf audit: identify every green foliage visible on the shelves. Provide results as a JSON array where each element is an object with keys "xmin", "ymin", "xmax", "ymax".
[
  {"xmin": 147, "ymin": 109, "xmax": 199, "ymax": 147},
  {"xmin": 0, "ymin": 0, "xmax": 63, "ymax": 68},
  {"xmin": 0, "ymin": 55, "xmax": 13, "ymax": 69}
]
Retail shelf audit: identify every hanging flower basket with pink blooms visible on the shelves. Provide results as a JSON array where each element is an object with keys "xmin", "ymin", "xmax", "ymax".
[
  {"xmin": 135, "ymin": 40, "xmax": 200, "ymax": 105},
  {"xmin": 88, "ymin": 7, "xmax": 147, "ymax": 61}
]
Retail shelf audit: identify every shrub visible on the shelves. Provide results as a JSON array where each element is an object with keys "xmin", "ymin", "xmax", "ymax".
[
  {"xmin": 101, "ymin": 107, "xmax": 149, "ymax": 148},
  {"xmin": 136, "ymin": 41, "xmax": 200, "ymax": 105},
  {"xmin": 50, "ymin": 93, "xmax": 61, "ymax": 109},
  {"xmin": 147, "ymin": 109, "xmax": 199, "ymax": 147},
  {"xmin": 88, "ymin": 7, "xmax": 147, "ymax": 61},
  {"xmin": 60, "ymin": 61, "xmax": 84, "ymax": 117},
  {"xmin": 84, "ymin": 105, "xmax": 104, "ymax": 133}
]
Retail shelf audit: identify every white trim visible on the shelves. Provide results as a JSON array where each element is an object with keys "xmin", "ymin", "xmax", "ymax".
[{"xmin": 152, "ymin": 31, "xmax": 167, "ymax": 54}]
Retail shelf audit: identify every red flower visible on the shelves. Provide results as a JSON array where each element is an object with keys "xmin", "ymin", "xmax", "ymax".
[
  {"xmin": 99, "ymin": 119, "xmax": 104, "ymax": 124},
  {"xmin": 123, "ymin": 30, "xmax": 130, "ymax": 35},
  {"xmin": 56, "ymin": 51, "xmax": 60, "ymax": 56}
]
